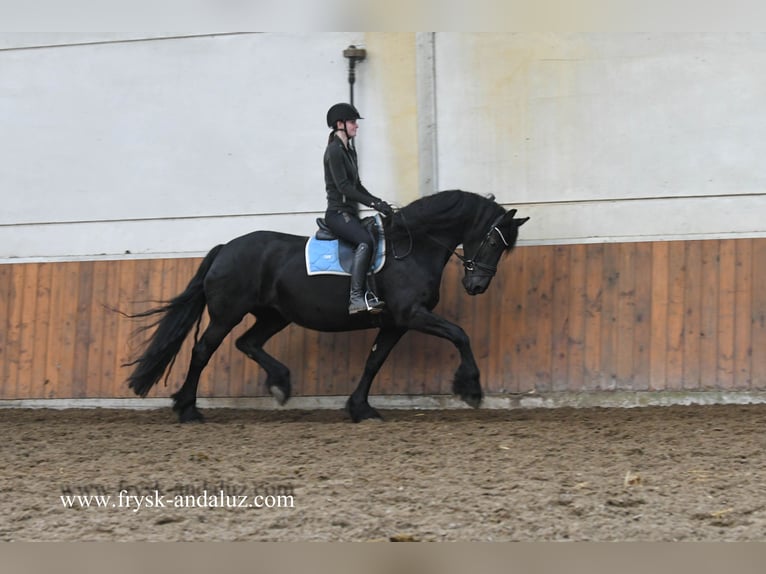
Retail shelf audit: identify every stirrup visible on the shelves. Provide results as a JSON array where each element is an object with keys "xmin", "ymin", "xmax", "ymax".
[
  {"xmin": 349, "ymin": 291, "xmax": 385, "ymax": 315},
  {"xmin": 364, "ymin": 291, "xmax": 385, "ymax": 314}
]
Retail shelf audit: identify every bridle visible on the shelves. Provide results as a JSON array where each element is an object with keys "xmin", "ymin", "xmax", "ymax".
[
  {"xmin": 458, "ymin": 213, "xmax": 510, "ymax": 276},
  {"xmin": 391, "ymin": 212, "xmax": 509, "ymax": 276}
]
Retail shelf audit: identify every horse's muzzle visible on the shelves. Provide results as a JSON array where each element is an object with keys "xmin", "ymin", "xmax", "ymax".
[{"xmin": 462, "ymin": 275, "xmax": 490, "ymax": 296}]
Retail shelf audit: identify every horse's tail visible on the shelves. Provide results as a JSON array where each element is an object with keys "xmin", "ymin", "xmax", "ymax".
[{"xmin": 124, "ymin": 244, "xmax": 225, "ymax": 397}]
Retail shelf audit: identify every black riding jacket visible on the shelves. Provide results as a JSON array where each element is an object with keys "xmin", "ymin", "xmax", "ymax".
[{"xmin": 324, "ymin": 134, "xmax": 380, "ymax": 216}]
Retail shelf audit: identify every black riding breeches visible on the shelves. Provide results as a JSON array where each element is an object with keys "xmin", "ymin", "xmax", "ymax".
[{"xmin": 324, "ymin": 210, "xmax": 374, "ymax": 251}]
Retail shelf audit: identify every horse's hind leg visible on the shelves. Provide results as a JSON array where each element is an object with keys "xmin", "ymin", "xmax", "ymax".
[
  {"xmin": 235, "ymin": 310, "xmax": 292, "ymax": 405},
  {"xmin": 172, "ymin": 319, "xmax": 237, "ymax": 423}
]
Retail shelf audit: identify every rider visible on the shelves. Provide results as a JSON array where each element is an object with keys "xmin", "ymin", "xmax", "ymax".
[{"xmin": 323, "ymin": 102, "xmax": 395, "ymax": 315}]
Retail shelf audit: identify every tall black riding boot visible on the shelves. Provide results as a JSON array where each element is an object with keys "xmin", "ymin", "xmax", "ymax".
[{"xmin": 348, "ymin": 244, "xmax": 385, "ymax": 315}]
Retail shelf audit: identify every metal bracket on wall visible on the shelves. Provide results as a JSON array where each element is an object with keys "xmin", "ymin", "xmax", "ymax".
[{"xmin": 343, "ymin": 44, "xmax": 367, "ymax": 106}]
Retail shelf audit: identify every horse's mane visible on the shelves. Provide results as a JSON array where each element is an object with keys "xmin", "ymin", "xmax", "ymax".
[{"xmin": 394, "ymin": 189, "xmax": 500, "ymax": 230}]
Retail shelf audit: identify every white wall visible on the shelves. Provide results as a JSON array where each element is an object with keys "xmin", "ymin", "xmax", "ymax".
[
  {"xmin": 0, "ymin": 32, "xmax": 416, "ymax": 260},
  {"xmin": 2, "ymin": 33, "xmax": 765, "ymax": 261},
  {"xmin": 433, "ymin": 33, "xmax": 766, "ymax": 244}
]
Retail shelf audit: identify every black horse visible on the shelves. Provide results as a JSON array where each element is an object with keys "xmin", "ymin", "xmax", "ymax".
[{"xmin": 125, "ymin": 190, "xmax": 528, "ymax": 422}]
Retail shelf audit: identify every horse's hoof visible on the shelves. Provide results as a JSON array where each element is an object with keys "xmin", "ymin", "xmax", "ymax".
[
  {"xmin": 460, "ymin": 393, "xmax": 483, "ymax": 409},
  {"xmin": 269, "ymin": 385, "xmax": 290, "ymax": 406},
  {"xmin": 178, "ymin": 406, "xmax": 205, "ymax": 423},
  {"xmin": 346, "ymin": 399, "xmax": 383, "ymax": 423}
]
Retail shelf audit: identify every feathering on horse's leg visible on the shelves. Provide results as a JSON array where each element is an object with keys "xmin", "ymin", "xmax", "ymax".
[{"xmin": 405, "ymin": 307, "xmax": 483, "ymax": 408}]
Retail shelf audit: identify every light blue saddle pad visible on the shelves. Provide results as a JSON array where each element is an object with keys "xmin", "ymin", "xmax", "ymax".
[{"xmin": 305, "ymin": 215, "xmax": 386, "ymax": 276}]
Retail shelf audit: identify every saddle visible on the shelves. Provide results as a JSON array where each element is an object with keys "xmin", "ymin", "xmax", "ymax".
[{"xmin": 305, "ymin": 215, "xmax": 386, "ymax": 277}]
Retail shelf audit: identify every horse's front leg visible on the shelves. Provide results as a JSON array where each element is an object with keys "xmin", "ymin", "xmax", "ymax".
[
  {"xmin": 406, "ymin": 307, "xmax": 483, "ymax": 408},
  {"xmin": 346, "ymin": 327, "xmax": 407, "ymax": 422}
]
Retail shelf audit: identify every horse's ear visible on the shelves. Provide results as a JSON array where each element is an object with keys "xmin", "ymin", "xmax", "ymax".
[
  {"xmin": 507, "ymin": 208, "xmax": 517, "ymax": 218},
  {"xmin": 515, "ymin": 216, "xmax": 530, "ymax": 227},
  {"xmin": 486, "ymin": 193, "xmax": 496, "ymax": 201}
]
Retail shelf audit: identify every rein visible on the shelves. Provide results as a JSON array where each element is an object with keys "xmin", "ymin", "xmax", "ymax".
[{"xmin": 390, "ymin": 211, "xmax": 508, "ymax": 275}]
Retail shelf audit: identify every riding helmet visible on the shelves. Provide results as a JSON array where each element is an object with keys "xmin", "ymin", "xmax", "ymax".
[{"xmin": 326, "ymin": 103, "xmax": 363, "ymax": 128}]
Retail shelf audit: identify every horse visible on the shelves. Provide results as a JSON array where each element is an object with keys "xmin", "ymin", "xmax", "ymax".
[{"xmin": 124, "ymin": 189, "xmax": 529, "ymax": 423}]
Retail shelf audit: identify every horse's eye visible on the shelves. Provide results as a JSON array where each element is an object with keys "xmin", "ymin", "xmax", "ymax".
[{"xmin": 489, "ymin": 238, "xmax": 498, "ymax": 248}]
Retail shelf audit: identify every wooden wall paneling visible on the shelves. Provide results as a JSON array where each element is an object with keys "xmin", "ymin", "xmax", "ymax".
[
  {"xmin": 299, "ymin": 326, "xmax": 321, "ymax": 396},
  {"xmin": 512, "ymin": 246, "xmax": 535, "ymax": 393},
  {"xmin": 320, "ymin": 327, "xmax": 342, "ymax": 396},
  {"xmin": 16, "ymin": 263, "xmax": 39, "ymax": 398},
  {"xmin": 551, "ymin": 245, "xmax": 571, "ymax": 392},
  {"xmin": 30, "ymin": 263, "xmax": 53, "ymax": 398},
  {"xmin": 42, "ymin": 264, "xmax": 63, "ymax": 397},
  {"xmin": 486, "ymin": 254, "xmax": 505, "ymax": 394},
  {"xmin": 390, "ymin": 322, "xmax": 414, "ymax": 398},
  {"xmin": 315, "ymin": 328, "xmax": 332, "ymax": 397},
  {"xmin": 649, "ymin": 242, "xmax": 669, "ymax": 390},
  {"xmin": 83, "ymin": 261, "xmax": 108, "ymax": 398},
  {"xmin": 101, "ymin": 261, "xmax": 120, "ymax": 397},
  {"xmin": 72, "ymin": 261, "xmax": 94, "ymax": 398},
  {"xmin": 682, "ymin": 241, "xmax": 702, "ymax": 389},
  {"xmin": 314, "ymin": 327, "xmax": 334, "ymax": 397},
  {"xmin": 328, "ymin": 330, "xmax": 351, "ymax": 396},
  {"xmin": 0, "ymin": 265, "xmax": 10, "ymax": 398},
  {"xmin": 347, "ymin": 329, "xmax": 370, "ymax": 396},
  {"xmin": 3, "ymin": 265, "xmax": 23, "ymax": 398},
  {"xmin": 699, "ymin": 241, "xmax": 720, "ymax": 389},
  {"xmin": 566, "ymin": 244, "xmax": 587, "ymax": 391},
  {"xmin": 717, "ymin": 240, "xmax": 737, "ymax": 388},
  {"xmin": 410, "ymin": 328, "xmax": 431, "ymax": 397},
  {"xmin": 500, "ymin": 240, "xmax": 528, "ymax": 394},
  {"xmin": 583, "ymin": 243, "xmax": 604, "ymax": 391},
  {"xmin": 665, "ymin": 241, "xmax": 687, "ymax": 390},
  {"xmin": 4, "ymin": 238, "xmax": 766, "ymax": 401},
  {"xmin": 599, "ymin": 242, "xmax": 620, "ymax": 391},
  {"xmin": 734, "ymin": 239, "xmax": 754, "ymax": 388},
  {"xmin": 531, "ymin": 245, "xmax": 554, "ymax": 391},
  {"xmin": 55, "ymin": 262, "xmax": 81, "ymax": 398},
  {"xmin": 632, "ymin": 243, "xmax": 653, "ymax": 391},
  {"xmin": 615, "ymin": 242, "xmax": 637, "ymax": 389},
  {"xmin": 486, "ymin": 249, "xmax": 515, "ymax": 393},
  {"xmin": 751, "ymin": 238, "xmax": 766, "ymax": 388}
]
